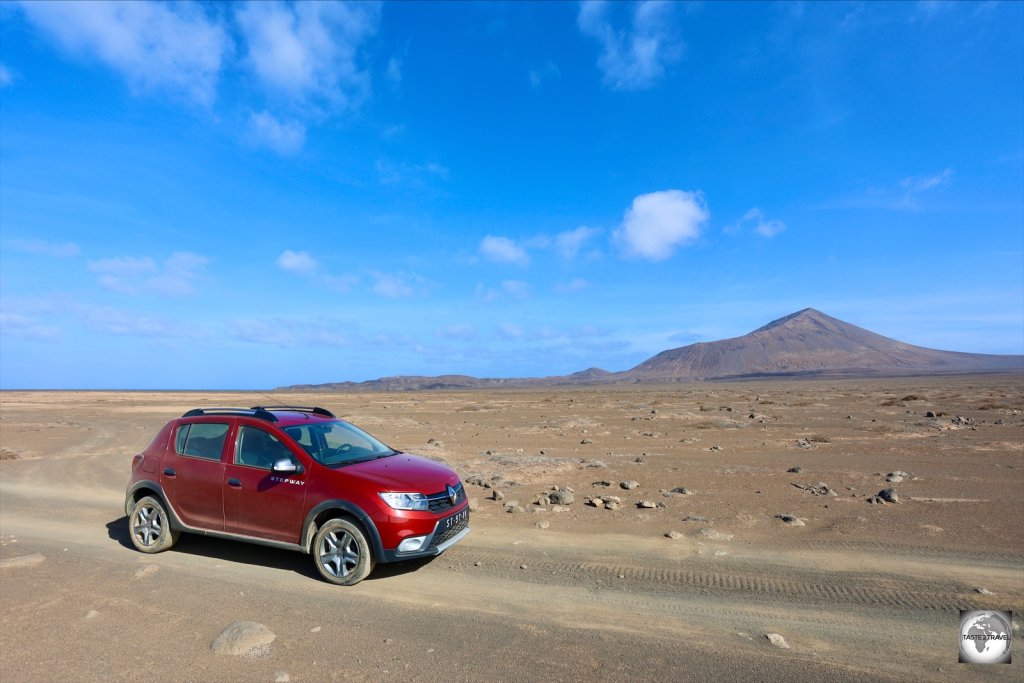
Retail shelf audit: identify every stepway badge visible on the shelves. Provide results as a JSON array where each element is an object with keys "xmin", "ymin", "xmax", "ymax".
[{"xmin": 959, "ymin": 610, "xmax": 1012, "ymax": 664}]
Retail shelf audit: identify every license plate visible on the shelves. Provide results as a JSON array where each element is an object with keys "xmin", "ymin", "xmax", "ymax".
[{"xmin": 444, "ymin": 508, "xmax": 468, "ymax": 530}]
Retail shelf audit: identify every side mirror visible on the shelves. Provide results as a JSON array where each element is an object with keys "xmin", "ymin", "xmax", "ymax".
[{"xmin": 272, "ymin": 459, "xmax": 302, "ymax": 474}]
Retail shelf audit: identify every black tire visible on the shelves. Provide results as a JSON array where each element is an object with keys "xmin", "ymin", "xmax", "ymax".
[
  {"xmin": 312, "ymin": 518, "xmax": 374, "ymax": 586},
  {"xmin": 128, "ymin": 495, "xmax": 179, "ymax": 554}
]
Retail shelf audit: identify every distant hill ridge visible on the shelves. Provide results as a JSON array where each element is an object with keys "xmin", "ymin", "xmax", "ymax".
[{"xmin": 277, "ymin": 308, "xmax": 1022, "ymax": 391}]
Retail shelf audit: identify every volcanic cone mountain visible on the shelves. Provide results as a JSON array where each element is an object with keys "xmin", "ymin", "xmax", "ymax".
[
  {"xmin": 278, "ymin": 308, "xmax": 1021, "ymax": 390},
  {"xmin": 623, "ymin": 308, "xmax": 1023, "ymax": 380}
]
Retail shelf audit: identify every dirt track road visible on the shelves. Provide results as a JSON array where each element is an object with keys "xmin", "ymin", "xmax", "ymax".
[{"xmin": 2, "ymin": 385, "xmax": 1022, "ymax": 681}]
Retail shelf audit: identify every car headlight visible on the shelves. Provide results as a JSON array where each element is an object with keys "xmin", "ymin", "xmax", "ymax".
[{"xmin": 379, "ymin": 492, "xmax": 429, "ymax": 511}]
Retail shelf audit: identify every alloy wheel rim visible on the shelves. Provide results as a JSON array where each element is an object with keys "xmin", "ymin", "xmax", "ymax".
[
  {"xmin": 319, "ymin": 530, "xmax": 359, "ymax": 577},
  {"xmin": 133, "ymin": 505, "xmax": 162, "ymax": 546}
]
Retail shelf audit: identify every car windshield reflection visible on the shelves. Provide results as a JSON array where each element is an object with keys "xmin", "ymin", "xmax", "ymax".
[{"xmin": 282, "ymin": 421, "xmax": 396, "ymax": 467}]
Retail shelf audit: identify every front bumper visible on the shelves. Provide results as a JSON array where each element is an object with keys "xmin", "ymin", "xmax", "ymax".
[{"xmin": 380, "ymin": 507, "xmax": 470, "ymax": 563}]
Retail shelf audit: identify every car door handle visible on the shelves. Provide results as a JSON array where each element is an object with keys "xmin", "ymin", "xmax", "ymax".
[
  {"xmin": 227, "ymin": 478, "xmax": 242, "ymax": 488},
  {"xmin": 163, "ymin": 467, "xmax": 176, "ymax": 477}
]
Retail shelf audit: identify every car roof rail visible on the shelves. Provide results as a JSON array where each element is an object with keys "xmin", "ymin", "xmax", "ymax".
[
  {"xmin": 181, "ymin": 407, "xmax": 279, "ymax": 422},
  {"xmin": 249, "ymin": 406, "xmax": 336, "ymax": 418}
]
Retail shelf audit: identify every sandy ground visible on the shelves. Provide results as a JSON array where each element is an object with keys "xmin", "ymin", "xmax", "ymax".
[{"xmin": 1, "ymin": 376, "xmax": 1022, "ymax": 682}]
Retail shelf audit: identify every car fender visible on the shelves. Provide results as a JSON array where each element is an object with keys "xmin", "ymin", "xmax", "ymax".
[
  {"xmin": 125, "ymin": 479, "xmax": 186, "ymax": 531},
  {"xmin": 302, "ymin": 500, "xmax": 384, "ymax": 559}
]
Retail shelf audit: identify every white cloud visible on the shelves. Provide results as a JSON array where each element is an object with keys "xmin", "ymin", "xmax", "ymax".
[
  {"xmin": 502, "ymin": 280, "xmax": 531, "ymax": 299},
  {"xmin": 497, "ymin": 323, "xmax": 524, "ymax": 339},
  {"xmin": 529, "ymin": 61, "xmax": 560, "ymax": 89},
  {"xmin": 479, "ymin": 235, "xmax": 530, "ymax": 266},
  {"xmin": 556, "ymin": 278, "xmax": 589, "ymax": 294},
  {"xmin": 88, "ymin": 256, "xmax": 158, "ymax": 294},
  {"xmin": 19, "ymin": 0, "xmax": 229, "ymax": 104},
  {"xmin": 555, "ymin": 226, "xmax": 600, "ymax": 259},
  {"xmin": 0, "ymin": 312, "xmax": 60, "ymax": 340},
  {"xmin": 916, "ymin": 1, "xmax": 952, "ymax": 20},
  {"xmin": 436, "ymin": 323, "xmax": 476, "ymax": 340},
  {"xmin": 8, "ymin": 238, "xmax": 80, "ymax": 258},
  {"xmin": 276, "ymin": 249, "xmax": 318, "ymax": 275},
  {"xmin": 78, "ymin": 304, "xmax": 184, "ymax": 337},
  {"xmin": 373, "ymin": 273, "xmax": 415, "ymax": 298},
  {"xmin": 727, "ymin": 208, "xmax": 786, "ymax": 238},
  {"xmin": 376, "ymin": 158, "xmax": 449, "ymax": 186},
  {"xmin": 231, "ymin": 317, "xmax": 348, "ymax": 348},
  {"xmin": 900, "ymin": 168, "xmax": 953, "ymax": 206},
  {"xmin": 235, "ymin": 0, "xmax": 380, "ymax": 111},
  {"xmin": 153, "ymin": 252, "xmax": 209, "ymax": 295},
  {"xmin": 88, "ymin": 252, "xmax": 207, "ymax": 295},
  {"xmin": 248, "ymin": 110, "xmax": 306, "ymax": 155},
  {"xmin": 381, "ymin": 123, "xmax": 407, "ymax": 140},
  {"xmin": 475, "ymin": 279, "xmax": 532, "ymax": 303},
  {"xmin": 614, "ymin": 189, "xmax": 708, "ymax": 260},
  {"xmin": 386, "ymin": 55, "xmax": 402, "ymax": 87},
  {"xmin": 321, "ymin": 273, "xmax": 358, "ymax": 293},
  {"xmin": 277, "ymin": 250, "xmax": 360, "ymax": 292},
  {"xmin": 577, "ymin": 0, "xmax": 683, "ymax": 91}
]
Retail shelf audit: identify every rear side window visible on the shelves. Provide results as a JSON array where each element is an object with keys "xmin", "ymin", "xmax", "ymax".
[{"xmin": 175, "ymin": 423, "xmax": 229, "ymax": 460}]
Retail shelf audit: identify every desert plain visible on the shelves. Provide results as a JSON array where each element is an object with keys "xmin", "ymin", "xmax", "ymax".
[{"xmin": 1, "ymin": 375, "xmax": 1022, "ymax": 682}]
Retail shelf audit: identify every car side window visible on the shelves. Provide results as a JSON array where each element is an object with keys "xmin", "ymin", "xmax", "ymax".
[
  {"xmin": 285, "ymin": 425, "xmax": 317, "ymax": 457},
  {"xmin": 176, "ymin": 423, "xmax": 229, "ymax": 460},
  {"xmin": 236, "ymin": 426, "xmax": 294, "ymax": 470}
]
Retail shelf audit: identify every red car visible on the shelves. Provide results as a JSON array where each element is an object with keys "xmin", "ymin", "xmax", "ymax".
[{"xmin": 125, "ymin": 406, "xmax": 469, "ymax": 585}]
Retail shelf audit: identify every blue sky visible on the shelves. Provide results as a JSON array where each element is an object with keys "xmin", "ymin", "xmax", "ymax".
[{"xmin": 1, "ymin": 1, "xmax": 1022, "ymax": 390}]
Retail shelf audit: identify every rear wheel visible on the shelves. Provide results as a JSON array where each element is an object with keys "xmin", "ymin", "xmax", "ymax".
[
  {"xmin": 129, "ymin": 495, "xmax": 179, "ymax": 553},
  {"xmin": 313, "ymin": 518, "xmax": 374, "ymax": 586}
]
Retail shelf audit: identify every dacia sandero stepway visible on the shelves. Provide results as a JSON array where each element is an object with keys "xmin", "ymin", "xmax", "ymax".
[{"xmin": 125, "ymin": 406, "xmax": 469, "ymax": 585}]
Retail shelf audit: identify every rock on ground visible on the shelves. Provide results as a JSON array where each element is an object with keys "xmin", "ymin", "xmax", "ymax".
[
  {"xmin": 878, "ymin": 488, "xmax": 899, "ymax": 503},
  {"xmin": 775, "ymin": 514, "xmax": 805, "ymax": 526},
  {"xmin": 211, "ymin": 621, "xmax": 276, "ymax": 656},
  {"xmin": 766, "ymin": 633, "xmax": 790, "ymax": 649},
  {"xmin": 620, "ymin": 480, "xmax": 639, "ymax": 490},
  {"xmin": 549, "ymin": 490, "xmax": 574, "ymax": 505}
]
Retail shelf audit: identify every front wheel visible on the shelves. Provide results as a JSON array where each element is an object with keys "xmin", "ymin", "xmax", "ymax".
[
  {"xmin": 313, "ymin": 518, "xmax": 374, "ymax": 586},
  {"xmin": 128, "ymin": 495, "xmax": 179, "ymax": 553}
]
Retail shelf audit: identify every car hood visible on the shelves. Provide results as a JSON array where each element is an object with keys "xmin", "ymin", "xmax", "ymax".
[{"xmin": 343, "ymin": 453, "xmax": 458, "ymax": 492}]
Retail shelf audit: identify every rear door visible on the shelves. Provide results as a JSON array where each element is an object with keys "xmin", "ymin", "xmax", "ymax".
[
  {"xmin": 223, "ymin": 423, "xmax": 307, "ymax": 543},
  {"xmin": 160, "ymin": 419, "xmax": 230, "ymax": 531}
]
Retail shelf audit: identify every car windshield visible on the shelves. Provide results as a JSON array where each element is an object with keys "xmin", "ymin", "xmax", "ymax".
[{"xmin": 282, "ymin": 420, "xmax": 396, "ymax": 466}]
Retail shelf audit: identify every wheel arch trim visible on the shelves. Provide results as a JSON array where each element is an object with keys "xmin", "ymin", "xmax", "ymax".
[{"xmin": 301, "ymin": 500, "xmax": 384, "ymax": 560}]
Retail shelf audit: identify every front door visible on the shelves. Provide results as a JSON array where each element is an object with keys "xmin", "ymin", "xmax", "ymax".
[{"xmin": 223, "ymin": 425, "xmax": 306, "ymax": 543}]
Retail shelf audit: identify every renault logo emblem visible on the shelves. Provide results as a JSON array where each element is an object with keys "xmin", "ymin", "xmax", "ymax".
[{"xmin": 446, "ymin": 484, "xmax": 457, "ymax": 506}]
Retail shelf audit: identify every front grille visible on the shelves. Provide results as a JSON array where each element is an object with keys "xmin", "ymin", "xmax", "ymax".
[
  {"xmin": 426, "ymin": 482, "xmax": 465, "ymax": 512},
  {"xmin": 430, "ymin": 514, "xmax": 469, "ymax": 550}
]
